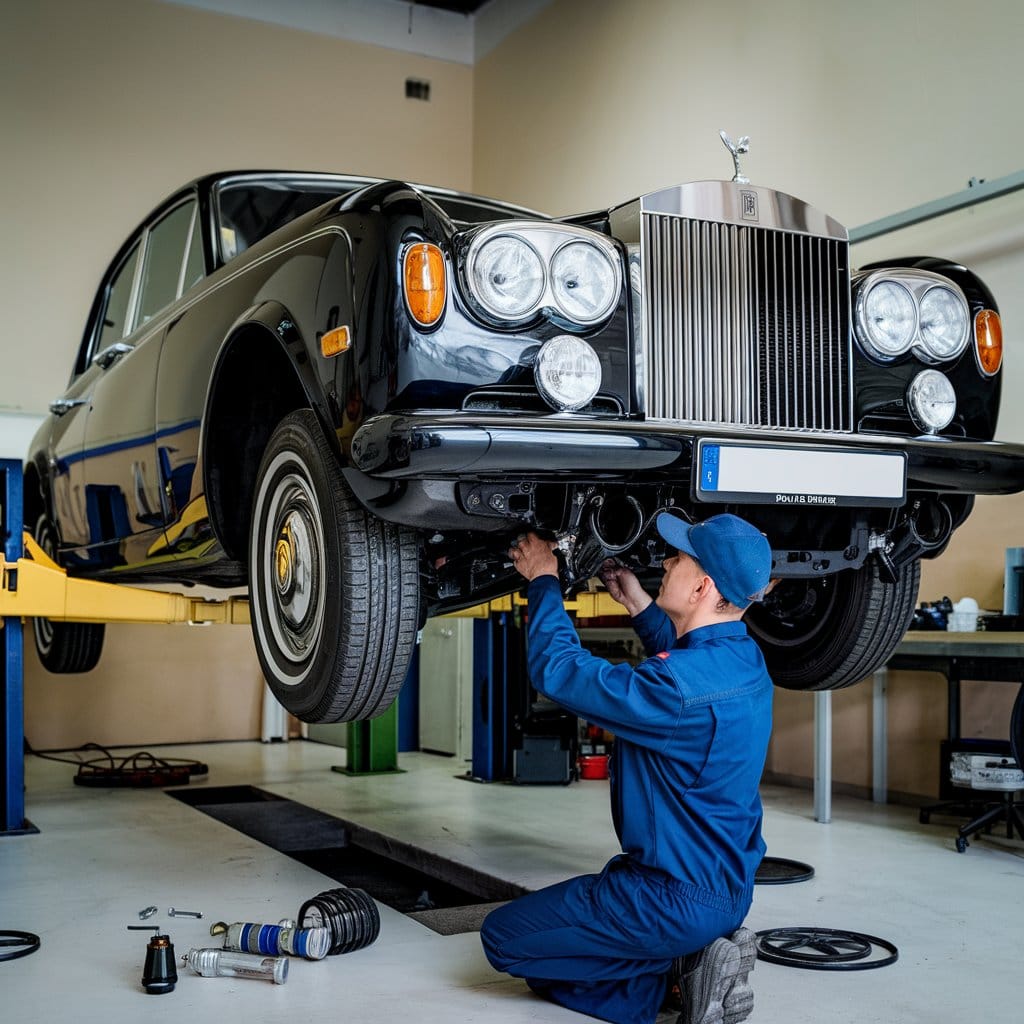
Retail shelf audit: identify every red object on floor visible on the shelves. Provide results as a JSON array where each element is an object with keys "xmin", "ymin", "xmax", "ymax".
[{"xmin": 578, "ymin": 754, "xmax": 609, "ymax": 779}]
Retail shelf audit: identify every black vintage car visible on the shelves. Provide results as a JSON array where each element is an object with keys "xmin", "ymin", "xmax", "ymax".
[{"xmin": 26, "ymin": 158, "xmax": 1024, "ymax": 722}]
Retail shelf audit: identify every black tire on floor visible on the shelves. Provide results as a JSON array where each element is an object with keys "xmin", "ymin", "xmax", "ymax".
[
  {"xmin": 745, "ymin": 558, "xmax": 921, "ymax": 691},
  {"xmin": 248, "ymin": 409, "xmax": 420, "ymax": 723},
  {"xmin": 31, "ymin": 513, "xmax": 105, "ymax": 674}
]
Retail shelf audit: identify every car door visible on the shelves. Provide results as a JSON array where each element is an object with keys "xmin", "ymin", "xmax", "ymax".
[
  {"xmin": 46, "ymin": 238, "xmax": 142, "ymax": 564},
  {"xmin": 71, "ymin": 195, "xmax": 200, "ymax": 569}
]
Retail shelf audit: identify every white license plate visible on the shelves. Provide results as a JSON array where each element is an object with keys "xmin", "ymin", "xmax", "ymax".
[{"xmin": 695, "ymin": 441, "xmax": 906, "ymax": 507}]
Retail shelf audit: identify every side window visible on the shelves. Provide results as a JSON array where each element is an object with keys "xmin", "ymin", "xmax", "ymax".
[
  {"xmin": 97, "ymin": 241, "xmax": 140, "ymax": 353},
  {"xmin": 135, "ymin": 200, "xmax": 196, "ymax": 327}
]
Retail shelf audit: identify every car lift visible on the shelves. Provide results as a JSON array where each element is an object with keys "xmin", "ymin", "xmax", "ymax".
[
  {"xmin": 0, "ymin": 459, "xmax": 253, "ymax": 835},
  {"xmin": 1, "ymin": 457, "xmax": 628, "ymax": 834}
]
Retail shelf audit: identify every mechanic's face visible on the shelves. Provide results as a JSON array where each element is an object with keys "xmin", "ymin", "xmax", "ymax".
[{"xmin": 657, "ymin": 550, "xmax": 712, "ymax": 621}]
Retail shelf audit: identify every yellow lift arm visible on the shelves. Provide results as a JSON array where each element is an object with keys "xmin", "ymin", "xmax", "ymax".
[
  {"xmin": 1, "ymin": 532, "xmax": 251, "ymax": 625},
  {"xmin": 1, "ymin": 532, "xmax": 629, "ymax": 626},
  {"xmin": 449, "ymin": 590, "xmax": 629, "ymax": 619}
]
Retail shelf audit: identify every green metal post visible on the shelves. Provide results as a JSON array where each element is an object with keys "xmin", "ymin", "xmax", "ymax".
[{"xmin": 334, "ymin": 699, "xmax": 404, "ymax": 776}]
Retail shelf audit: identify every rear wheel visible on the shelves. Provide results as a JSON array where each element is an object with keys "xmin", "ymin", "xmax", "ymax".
[
  {"xmin": 248, "ymin": 410, "xmax": 420, "ymax": 723},
  {"xmin": 745, "ymin": 559, "xmax": 920, "ymax": 690},
  {"xmin": 31, "ymin": 513, "xmax": 105, "ymax": 674}
]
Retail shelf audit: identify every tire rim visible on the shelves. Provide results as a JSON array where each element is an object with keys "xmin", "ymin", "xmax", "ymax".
[
  {"xmin": 260, "ymin": 468, "xmax": 326, "ymax": 675},
  {"xmin": 754, "ymin": 927, "xmax": 899, "ymax": 971},
  {"xmin": 746, "ymin": 576, "xmax": 841, "ymax": 650}
]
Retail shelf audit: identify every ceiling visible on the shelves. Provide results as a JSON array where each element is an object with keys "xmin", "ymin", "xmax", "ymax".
[
  {"xmin": 165, "ymin": 0, "xmax": 549, "ymax": 64},
  {"xmin": 413, "ymin": 1, "xmax": 492, "ymax": 12}
]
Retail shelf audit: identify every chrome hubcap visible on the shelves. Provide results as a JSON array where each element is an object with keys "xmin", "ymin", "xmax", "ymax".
[{"xmin": 263, "ymin": 472, "xmax": 325, "ymax": 668}]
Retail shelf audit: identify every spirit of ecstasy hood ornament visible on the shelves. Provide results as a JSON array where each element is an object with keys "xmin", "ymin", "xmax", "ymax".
[{"xmin": 719, "ymin": 130, "xmax": 750, "ymax": 185}]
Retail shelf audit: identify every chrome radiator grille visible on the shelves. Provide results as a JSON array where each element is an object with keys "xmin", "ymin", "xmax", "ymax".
[{"xmin": 641, "ymin": 213, "xmax": 852, "ymax": 431}]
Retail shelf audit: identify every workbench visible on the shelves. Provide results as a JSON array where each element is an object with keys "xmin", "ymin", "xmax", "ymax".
[
  {"xmin": 866, "ymin": 632, "xmax": 1024, "ymax": 806},
  {"xmin": 810, "ymin": 632, "xmax": 1024, "ymax": 824}
]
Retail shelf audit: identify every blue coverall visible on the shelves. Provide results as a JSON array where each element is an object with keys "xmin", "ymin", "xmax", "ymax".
[{"xmin": 480, "ymin": 574, "xmax": 773, "ymax": 1024}]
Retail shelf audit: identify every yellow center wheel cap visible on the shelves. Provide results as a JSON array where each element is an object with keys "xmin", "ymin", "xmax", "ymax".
[{"xmin": 275, "ymin": 537, "xmax": 293, "ymax": 591}]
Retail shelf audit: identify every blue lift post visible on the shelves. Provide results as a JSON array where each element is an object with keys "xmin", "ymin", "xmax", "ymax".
[
  {"xmin": 470, "ymin": 613, "xmax": 515, "ymax": 782},
  {"xmin": 1, "ymin": 459, "xmax": 36, "ymax": 835}
]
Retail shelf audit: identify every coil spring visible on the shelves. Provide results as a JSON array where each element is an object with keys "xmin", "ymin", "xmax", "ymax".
[{"xmin": 297, "ymin": 887, "xmax": 380, "ymax": 956}]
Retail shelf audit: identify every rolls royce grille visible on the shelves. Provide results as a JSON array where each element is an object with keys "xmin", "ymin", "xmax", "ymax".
[{"xmin": 641, "ymin": 213, "xmax": 852, "ymax": 432}]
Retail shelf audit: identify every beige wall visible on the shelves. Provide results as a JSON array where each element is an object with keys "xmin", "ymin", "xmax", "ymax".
[
  {"xmin": 5, "ymin": 0, "xmax": 473, "ymax": 748},
  {"xmin": 2, "ymin": 0, "xmax": 473, "ymax": 418},
  {"xmin": 475, "ymin": 0, "xmax": 1024, "ymax": 800},
  {"xmin": 473, "ymin": 0, "xmax": 1023, "ymax": 223},
  {"xmin": 23, "ymin": 624, "xmax": 265, "ymax": 749}
]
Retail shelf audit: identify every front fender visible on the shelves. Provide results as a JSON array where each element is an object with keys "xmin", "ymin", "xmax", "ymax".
[{"xmin": 199, "ymin": 301, "xmax": 338, "ymax": 560}]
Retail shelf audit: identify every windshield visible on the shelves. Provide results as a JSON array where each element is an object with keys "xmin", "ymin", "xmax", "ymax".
[{"xmin": 214, "ymin": 177, "xmax": 543, "ymax": 263}]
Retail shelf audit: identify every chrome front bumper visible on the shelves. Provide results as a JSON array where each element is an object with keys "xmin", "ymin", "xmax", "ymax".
[{"xmin": 349, "ymin": 412, "xmax": 1024, "ymax": 496}]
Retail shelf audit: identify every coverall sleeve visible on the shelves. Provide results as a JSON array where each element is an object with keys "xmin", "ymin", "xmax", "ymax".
[
  {"xmin": 630, "ymin": 600, "xmax": 677, "ymax": 658},
  {"xmin": 525, "ymin": 576, "xmax": 683, "ymax": 751}
]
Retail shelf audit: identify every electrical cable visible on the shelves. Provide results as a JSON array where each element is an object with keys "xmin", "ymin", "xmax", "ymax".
[{"xmin": 26, "ymin": 740, "xmax": 208, "ymax": 788}]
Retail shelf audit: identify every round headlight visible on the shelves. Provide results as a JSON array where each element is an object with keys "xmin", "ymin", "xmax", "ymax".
[
  {"xmin": 919, "ymin": 286, "xmax": 969, "ymax": 359},
  {"xmin": 859, "ymin": 280, "xmax": 916, "ymax": 358},
  {"xmin": 534, "ymin": 335, "xmax": 602, "ymax": 411},
  {"xmin": 907, "ymin": 369, "xmax": 956, "ymax": 433},
  {"xmin": 471, "ymin": 235, "xmax": 544, "ymax": 320},
  {"xmin": 549, "ymin": 241, "xmax": 618, "ymax": 324}
]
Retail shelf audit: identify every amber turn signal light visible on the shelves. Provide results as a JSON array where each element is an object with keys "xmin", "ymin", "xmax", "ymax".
[
  {"xmin": 403, "ymin": 243, "xmax": 446, "ymax": 327},
  {"xmin": 975, "ymin": 309, "xmax": 1002, "ymax": 375},
  {"xmin": 320, "ymin": 325, "xmax": 351, "ymax": 358}
]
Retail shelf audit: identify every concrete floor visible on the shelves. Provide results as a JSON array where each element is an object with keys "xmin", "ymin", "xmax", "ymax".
[{"xmin": 2, "ymin": 740, "xmax": 1021, "ymax": 1022}]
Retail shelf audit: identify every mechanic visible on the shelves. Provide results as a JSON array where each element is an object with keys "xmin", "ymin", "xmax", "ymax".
[{"xmin": 480, "ymin": 512, "xmax": 774, "ymax": 1024}]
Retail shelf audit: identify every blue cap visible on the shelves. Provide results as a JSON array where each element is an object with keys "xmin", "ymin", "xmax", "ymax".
[{"xmin": 656, "ymin": 512, "xmax": 771, "ymax": 608}]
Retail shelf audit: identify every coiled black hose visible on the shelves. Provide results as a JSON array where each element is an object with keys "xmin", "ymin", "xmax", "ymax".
[{"xmin": 297, "ymin": 887, "xmax": 380, "ymax": 956}]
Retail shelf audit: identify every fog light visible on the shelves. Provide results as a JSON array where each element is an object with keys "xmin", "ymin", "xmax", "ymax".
[
  {"xmin": 907, "ymin": 369, "xmax": 956, "ymax": 434},
  {"xmin": 534, "ymin": 335, "xmax": 602, "ymax": 411}
]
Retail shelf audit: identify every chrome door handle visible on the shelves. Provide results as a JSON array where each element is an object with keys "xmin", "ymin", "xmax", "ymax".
[
  {"xmin": 49, "ymin": 397, "xmax": 89, "ymax": 416},
  {"xmin": 92, "ymin": 341, "xmax": 134, "ymax": 369}
]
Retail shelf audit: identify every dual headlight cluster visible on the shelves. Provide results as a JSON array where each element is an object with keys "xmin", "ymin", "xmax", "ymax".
[
  {"xmin": 463, "ymin": 223, "xmax": 622, "ymax": 410},
  {"xmin": 465, "ymin": 222, "xmax": 622, "ymax": 327},
  {"xmin": 854, "ymin": 269, "xmax": 970, "ymax": 363},
  {"xmin": 854, "ymin": 269, "xmax": 971, "ymax": 434}
]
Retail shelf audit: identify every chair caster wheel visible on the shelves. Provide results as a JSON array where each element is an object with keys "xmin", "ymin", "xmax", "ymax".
[{"xmin": 955, "ymin": 836, "xmax": 968, "ymax": 853}]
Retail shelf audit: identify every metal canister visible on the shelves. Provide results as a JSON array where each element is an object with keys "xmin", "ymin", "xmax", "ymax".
[
  {"xmin": 184, "ymin": 947, "xmax": 288, "ymax": 984},
  {"xmin": 222, "ymin": 920, "xmax": 330, "ymax": 961}
]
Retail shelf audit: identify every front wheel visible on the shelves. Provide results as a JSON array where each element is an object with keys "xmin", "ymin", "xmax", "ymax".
[
  {"xmin": 745, "ymin": 559, "xmax": 920, "ymax": 691},
  {"xmin": 248, "ymin": 410, "xmax": 420, "ymax": 723}
]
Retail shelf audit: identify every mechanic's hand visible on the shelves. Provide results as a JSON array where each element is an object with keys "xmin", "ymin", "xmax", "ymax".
[
  {"xmin": 508, "ymin": 532, "xmax": 559, "ymax": 582},
  {"xmin": 598, "ymin": 559, "xmax": 653, "ymax": 617}
]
